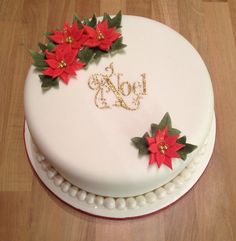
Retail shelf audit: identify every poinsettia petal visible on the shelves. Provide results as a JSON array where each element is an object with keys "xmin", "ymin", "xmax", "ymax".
[
  {"xmin": 45, "ymin": 49, "xmax": 55, "ymax": 59},
  {"xmin": 155, "ymin": 152, "xmax": 165, "ymax": 168},
  {"xmin": 43, "ymin": 67, "xmax": 54, "ymax": 76},
  {"xmin": 149, "ymin": 153, "xmax": 156, "ymax": 165},
  {"xmin": 155, "ymin": 129, "xmax": 165, "ymax": 144},
  {"xmin": 52, "ymin": 68, "xmax": 63, "ymax": 78},
  {"xmin": 165, "ymin": 134, "xmax": 179, "ymax": 146},
  {"xmin": 83, "ymin": 25, "xmax": 97, "ymax": 38},
  {"xmin": 45, "ymin": 59, "xmax": 58, "ymax": 69},
  {"xmin": 60, "ymin": 72, "xmax": 70, "ymax": 84},
  {"xmin": 64, "ymin": 65, "xmax": 76, "ymax": 75},
  {"xmin": 84, "ymin": 38, "xmax": 99, "ymax": 47},
  {"xmin": 149, "ymin": 143, "xmax": 158, "ymax": 153},
  {"xmin": 49, "ymin": 34, "xmax": 64, "ymax": 44},
  {"xmin": 146, "ymin": 137, "xmax": 155, "ymax": 145},
  {"xmin": 163, "ymin": 157, "xmax": 173, "ymax": 169},
  {"xmin": 165, "ymin": 148, "xmax": 180, "ymax": 158}
]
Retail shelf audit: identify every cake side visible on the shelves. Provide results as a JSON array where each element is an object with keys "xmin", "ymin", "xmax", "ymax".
[{"xmin": 24, "ymin": 16, "xmax": 214, "ymax": 197}]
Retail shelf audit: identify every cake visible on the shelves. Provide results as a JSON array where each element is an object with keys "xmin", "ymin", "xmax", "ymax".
[{"xmin": 24, "ymin": 13, "xmax": 215, "ymax": 216}]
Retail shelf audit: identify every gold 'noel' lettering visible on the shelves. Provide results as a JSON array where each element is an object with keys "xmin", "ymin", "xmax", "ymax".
[{"xmin": 88, "ymin": 63, "xmax": 147, "ymax": 111}]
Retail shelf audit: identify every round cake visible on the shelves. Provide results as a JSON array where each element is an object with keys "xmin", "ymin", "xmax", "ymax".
[{"xmin": 24, "ymin": 16, "xmax": 214, "ymax": 203}]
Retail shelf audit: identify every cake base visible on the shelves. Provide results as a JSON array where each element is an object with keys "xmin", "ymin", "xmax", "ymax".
[{"xmin": 24, "ymin": 114, "xmax": 216, "ymax": 219}]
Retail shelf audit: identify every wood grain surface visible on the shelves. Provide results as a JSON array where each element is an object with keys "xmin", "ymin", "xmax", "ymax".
[{"xmin": 0, "ymin": 0, "xmax": 236, "ymax": 240}]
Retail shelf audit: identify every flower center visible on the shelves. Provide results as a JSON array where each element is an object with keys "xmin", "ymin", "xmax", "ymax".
[
  {"xmin": 65, "ymin": 36, "xmax": 73, "ymax": 43},
  {"xmin": 158, "ymin": 142, "xmax": 168, "ymax": 154},
  {"xmin": 97, "ymin": 30, "xmax": 105, "ymax": 40},
  {"xmin": 58, "ymin": 60, "xmax": 67, "ymax": 68}
]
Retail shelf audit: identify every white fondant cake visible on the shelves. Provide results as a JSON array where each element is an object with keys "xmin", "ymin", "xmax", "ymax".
[{"xmin": 24, "ymin": 16, "xmax": 214, "ymax": 200}]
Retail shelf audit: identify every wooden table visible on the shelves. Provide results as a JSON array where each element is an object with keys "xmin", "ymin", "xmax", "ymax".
[{"xmin": 0, "ymin": 0, "xmax": 236, "ymax": 240}]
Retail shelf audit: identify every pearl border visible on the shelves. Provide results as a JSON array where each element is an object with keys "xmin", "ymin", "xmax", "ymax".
[{"xmin": 32, "ymin": 138, "xmax": 208, "ymax": 211}]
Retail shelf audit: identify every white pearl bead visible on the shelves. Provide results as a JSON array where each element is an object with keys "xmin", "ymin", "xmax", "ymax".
[
  {"xmin": 126, "ymin": 197, "xmax": 136, "ymax": 209},
  {"xmin": 77, "ymin": 190, "xmax": 87, "ymax": 201},
  {"xmin": 173, "ymin": 176, "xmax": 184, "ymax": 188},
  {"xmin": 136, "ymin": 195, "xmax": 146, "ymax": 207},
  {"xmin": 104, "ymin": 197, "xmax": 115, "ymax": 209},
  {"xmin": 53, "ymin": 175, "xmax": 64, "ymax": 186},
  {"xmin": 61, "ymin": 181, "xmax": 71, "ymax": 193},
  {"xmin": 164, "ymin": 182, "xmax": 175, "ymax": 194},
  {"xmin": 68, "ymin": 186, "xmax": 78, "ymax": 197},
  {"xmin": 47, "ymin": 167, "xmax": 57, "ymax": 179},
  {"xmin": 145, "ymin": 192, "xmax": 156, "ymax": 203},
  {"xmin": 41, "ymin": 160, "xmax": 50, "ymax": 171},
  {"xmin": 86, "ymin": 193, "xmax": 95, "ymax": 204},
  {"xmin": 181, "ymin": 169, "xmax": 191, "ymax": 181},
  {"xmin": 115, "ymin": 198, "xmax": 126, "ymax": 210},
  {"xmin": 95, "ymin": 196, "xmax": 104, "ymax": 206},
  {"xmin": 155, "ymin": 187, "xmax": 167, "ymax": 199}
]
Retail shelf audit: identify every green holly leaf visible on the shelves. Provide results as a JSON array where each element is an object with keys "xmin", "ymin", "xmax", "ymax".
[
  {"xmin": 78, "ymin": 47, "xmax": 94, "ymax": 64},
  {"xmin": 39, "ymin": 75, "xmax": 59, "ymax": 90},
  {"xmin": 47, "ymin": 42, "xmax": 56, "ymax": 52},
  {"xmin": 177, "ymin": 136, "xmax": 187, "ymax": 144},
  {"xmin": 103, "ymin": 11, "xmax": 122, "ymax": 28},
  {"xmin": 73, "ymin": 15, "xmax": 83, "ymax": 29},
  {"xmin": 178, "ymin": 150, "xmax": 187, "ymax": 160},
  {"xmin": 159, "ymin": 112, "xmax": 172, "ymax": 130},
  {"xmin": 177, "ymin": 136, "xmax": 197, "ymax": 160},
  {"xmin": 94, "ymin": 49, "xmax": 107, "ymax": 60},
  {"xmin": 110, "ymin": 37, "xmax": 127, "ymax": 52},
  {"xmin": 83, "ymin": 14, "xmax": 97, "ymax": 28},
  {"xmin": 30, "ymin": 51, "xmax": 48, "ymax": 70},
  {"xmin": 38, "ymin": 42, "xmax": 47, "ymax": 52},
  {"xmin": 131, "ymin": 135, "xmax": 149, "ymax": 156},
  {"xmin": 44, "ymin": 31, "xmax": 52, "ymax": 37},
  {"xmin": 168, "ymin": 128, "xmax": 181, "ymax": 135}
]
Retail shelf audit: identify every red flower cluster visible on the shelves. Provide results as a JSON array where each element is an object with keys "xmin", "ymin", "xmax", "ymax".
[
  {"xmin": 43, "ymin": 20, "xmax": 120, "ymax": 84},
  {"xmin": 146, "ymin": 127, "xmax": 185, "ymax": 169}
]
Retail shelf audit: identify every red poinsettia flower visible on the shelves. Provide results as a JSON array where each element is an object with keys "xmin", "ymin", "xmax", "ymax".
[
  {"xmin": 49, "ymin": 21, "xmax": 88, "ymax": 49},
  {"xmin": 43, "ymin": 46, "xmax": 85, "ymax": 84},
  {"xmin": 146, "ymin": 127, "xmax": 185, "ymax": 169},
  {"xmin": 83, "ymin": 20, "xmax": 121, "ymax": 51}
]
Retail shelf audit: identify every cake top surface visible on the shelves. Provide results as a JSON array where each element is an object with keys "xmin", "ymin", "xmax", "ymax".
[{"xmin": 24, "ymin": 15, "xmax": 214, "ymax": 197}]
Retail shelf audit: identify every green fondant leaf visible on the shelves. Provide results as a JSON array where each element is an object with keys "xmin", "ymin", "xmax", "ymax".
[
  {"xmin": 168, "ymin": 128, "xmax": 181, "ymax": 136},
  {"xmin": 104, "ymin": 10, "xmax": 122, "ymax": 28},
  {"xmin": 85, "ymin": 14, "xmax": 97, "ymax": 28},
  {"xmin": 38, "ymin": 42, "xmax": 47, "ymax": 52},
  {"xmin": 131, "ymin": 136, "xmax": 149, "ymax": 156},
  {"xmin": 151, "ymin": 123, "xmax": 160, "ymax": 136},
  {"xmin": 47, "ymin": 42, "xmax": 56, "ymax": 52},
  {"xmin": 94, "ymin": 49, "xmax": 107, "ymax": 60},
  {"xmin": 158, "ymin": 112, "xmax": 172, "ymax": 130},
  {"xmin": 177, "ymin": 136, "xmax": 187, "ymax": 144},
  {"xmin": 78, "ymin": 47, "xmax": 94, "ymax": 64},
  {"xmin": 39, "ymin": 75, "xmax": 59, "ymax": 90},
  {"xmin": 110, "ymin": 37, "xmax": 127, "ymax": 52}
]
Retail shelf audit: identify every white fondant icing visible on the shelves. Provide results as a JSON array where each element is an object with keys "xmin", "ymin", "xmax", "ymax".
[{"xmin": 24, "ymin": 16, "xmax": 214, "ymax": 197}]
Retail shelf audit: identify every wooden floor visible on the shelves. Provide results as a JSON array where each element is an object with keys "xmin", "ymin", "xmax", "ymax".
[{"xmin": 0, "ymin": 0, "xmax": 236, "ymax": 240}]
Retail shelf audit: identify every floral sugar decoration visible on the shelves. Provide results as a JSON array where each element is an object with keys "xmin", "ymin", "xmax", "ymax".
[
  {"xmin": 131, "ymin": 113, "xmax": 197, "ymax": 169},
  {"xmin": 30, "ymin": 11, "xmax": 126, "ymax": 90}
]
